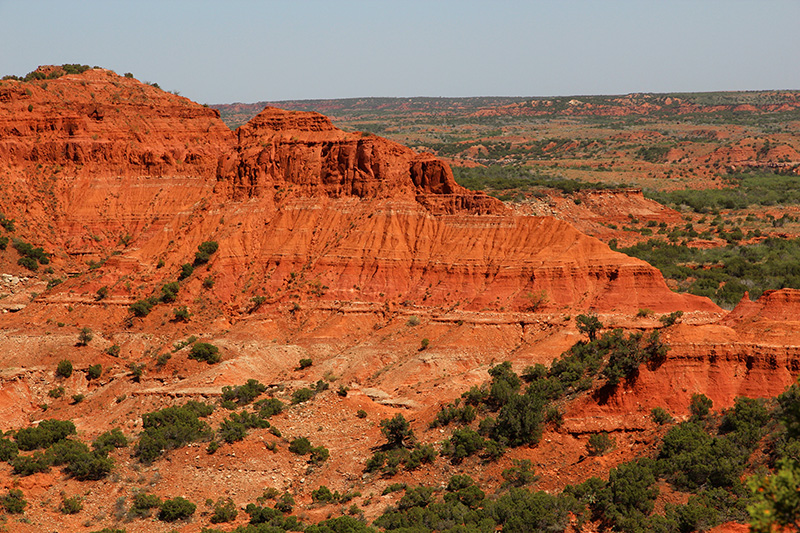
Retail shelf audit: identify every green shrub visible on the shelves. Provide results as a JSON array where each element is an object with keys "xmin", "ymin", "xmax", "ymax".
[
  {"xmin": 288, "ymin": 437, "xmax": 312, "ymax": 455},
  {"xmin": 158, "ymin": 496, "xmax": 196, "ymax": 521},
  {"xmin": 356, "ymin": 409, "xmax": 367, "ymax": 419},
  {"xmin": 135, "ymin": 401, "xmax": 214, "ymax": 463},
  {"xmin": 501, "ymin": 459, "xmax": 538, "ymax": 487},
  {"xmin": 380, "ymin": 414, "xmax": 415, "ymax": 449},
  {"xmin": 129, "ymin": 492, "xmax": 162, "ymax": 518},
  {"xmin": 106, "ymin": 344, "xmax": 121, "ymax": 357},
  {"xmin": 95, "ymin": 286, "xmax": 109, "ymax": 300},
  {"xmin": 48, "ymin": 386, "xmax": 65, "ymax": 398},
  {"xmin": 441, "ymin": 427, "xmax": 485, "ymax": 463},
  {"xmin": 221, "ymin": 379, "xmax": 266, "ymax": 406},
  {"xmin": 210, "ymin": 497, "xmax": 237, "ymax": 523},
  {"xmin": 0, "ymin": 488, "xmax": 26, "ymax": 514},
  {"xmin": 310, "ymin": 446, "xmax": 330, "ymax": 464},
  {"xmin": 71, "ymin": 393, "xmax": 85, "ymax": 404},
  {"xmin": 690, "ymin": 393, "xmax": 713, "ymax": 420},
  {"xmin": 576, "ymin": 313, "xmax": 603, "ymax": 341},
  {"xmin": 178, "ymin": 263, "xmax": 194, "ymax": 280},
  {"xmin": 297, "ymin": 358, "xmax": 313, "ymax": 370},
  {"xmin": 0, "ymin": 437, "xmax": 19, "ymax": 461},
  {"xmin": 188, "ymin": 342, "xmax": 220, "ymax": 364},
  {"xmin": 218, "ymin": 410, "xmax": 270, "ymax": 443},
  {"xmin": 254, "ymin": 398, "xmax": 284, "ymax": 418},
  {"xmin": 56, "ymin": 359, "xmax": 73, "ymax": 378},
  {"xmin": 172, "ymin": 306, "xmax": 190, "ymax": 321},
  {"xmin": 660, "ymin": 310, "xmax": 684, "ymax": 327},
  {"xmin": 60, "ymin": 495, "xmax": 83, "ymax": 514},
  {"xmin": 12, "ymin": 452, "xmax": 51, "ymax": 475},
  {"xmin": 160, "ymin": 282, "xmax": 180, "ymax": 303},
  {"xmin": 651, "ymin": 406, "xmax": 673, "ymax": 425},
  {"xmin": 129, "ymin": 299, "xmax": 154, "ymax": 317},
  {"xmin": 194, "ymin": 241, "xmax": 219, "ymax": 266},
  {"xmin": 65, "ymin": 450, "xmax": 114, "ymax": 480},
  {"xmin": 587, "ymin": 432, "xmax": 615, "ymax": 456},
  {"xmin": 92, "ymin": 428, "xmax": 128, "ymax": 453},
  {"xmin": 291, "ymin": 387, "xmax": 314, "ymax": 404},
  {"xmin": 87, "ymin": 364, "xmax": 102, "ymax": 380},
  {"xmin": 15, "ymin": 419, "xmax": 76, "ymax": 450}
]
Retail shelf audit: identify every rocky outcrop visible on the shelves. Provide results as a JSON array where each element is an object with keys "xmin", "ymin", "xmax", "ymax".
[
  {"xmin": 217, "ymin": 107, "xmax": 504, "ymax": 214},
  {"xmin": 0, "ymin": 68, "xmax": 720, "ymax": 316}
]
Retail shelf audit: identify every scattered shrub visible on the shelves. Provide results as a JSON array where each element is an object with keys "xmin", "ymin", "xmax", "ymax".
[
  {"xmin": 87, "ymin": 364, "xmax": 102, "ymax": 380},
  {"xmin": 209, "ymin": 497, "xmax": 237, "ymax": 523},
  {"xmin": 60, "ymin": 494, "xmax": 83, "ymax": 514},
  {"xmin": 297, "ymin": 358, "xmax": 313, "ymax": 370},
  {"xmin": 289, "ymin": 437, "xmax": 312, "ymax": 455},
  {"xmin": 0, "ymin": 488, "xmax": 26, "ymax": 514},
  {"xmin": 194, "ymin": 241, "xmax": 219, "ymax": 266},
  {"xmin": 56, "ymin": 359, "xmax": 73, "ymax": 378},
  {"xmin": 135, "ymin": 401, "xmax": 214, "ymax": 463},
  {"xmin": 587, "ymin": 432, "xmax": 615, "ymax": 456},
  {"xmin": 291, "ymin": 387, "xmax": 314, "ymax": 404},
  {"xmin": 651, "ymin": 406, "xmax": 673, "ymax": 425},
  {"xmin": 188, "ymin": 342, "xmax": 220, "ymax": 364},
  {"xmin": 158, "ymin": 496, "xmax": 196, "ymax": 522}
]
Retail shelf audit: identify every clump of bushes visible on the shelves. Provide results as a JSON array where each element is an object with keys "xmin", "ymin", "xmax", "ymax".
[
  {"xmin": 188, "ymin": 342, "xmax": 221, "ymax": 364},
  {"xmin": 135, "ymin": 401, "xmax": 214, "ymax": 463}
]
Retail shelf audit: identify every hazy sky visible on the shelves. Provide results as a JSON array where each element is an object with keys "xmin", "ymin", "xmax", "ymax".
[{"xmin": 2, "ymin": 1, "xmax": 799, "ymax": 104}]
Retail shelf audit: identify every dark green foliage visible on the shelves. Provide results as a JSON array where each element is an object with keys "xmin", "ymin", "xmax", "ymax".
[
  {"xmin": 49, "ymin": 386, "xmax": 65, "ymax": 398},
  {"xmin": 598, "ymin": 458, "xmax": 659, "ymax": 530},
  {"xmin": 291, "ymin": 387, "xmax": 314, "ymax": 404},
  {"xmin": 178, "ymin": 262, "xmax": 194, "ymax": 280},
  {"xmin": 492, "ymin": 390, "xmax": 546, "ymax": 446},
  {"xmin": 47, "ymin": 438, "xmax": 89, "ymax": 466},
  {"xmin": 651, "ymin": 406, "xmax": 674, "ymax": 425},
  {"xmin": 274, "ymin": 492, "xmax": 295, "ymax": 514},
  {"xmin": 106, "ymin": 344, "xmax": 121, "ymax": 357},
  {"xmin": 430, "ymin": 399, "xmax": 477, "ymax": 428},
  {"xmin": 65, "ymin": 450, "xmax": 114, "ymax": 480},
  {"xmin": 218, "ymin": 410, "xmax": 270, "ymax": 443},
  {"xmin": 660, "ymin": 310, "xmax": 684, "ymax": 327},
  {"xmin": 222, "ymin": 379, "xmax": 267, "ymax": 406},
  {"xmin": 587, "ymin": 432, "xmax": 615, "ymax": 456},
  {"xmin": 690, "ymin": 393, "xmax": 714, "ymax": 420},
  {"xmin": 194, "ymin": 240, "xmax": 219, "ymax": 266},
  {"xmin": 398, "ymin": 486, "xmax": 434, "ymax": 510},
  {"xmin": 288, "ymin": 436, "xmax": 312, "ymax": 455},
  {"xmin": 576, "ymin": 313, "xmax": 603, "ymax": 341},
  {"xmin": 15, "ymin": 419, "xmax": 76, "ymax": 450},
  {"xmin": 0, "ymin": 212, "xmax": 15, "ymax": 233},
  {"xmin": 0, "ymin": 488, "xmax": 26, "ymax": 514},
  {"xmin": 188, "ymin": 342, "xmax": 221, "ymax": 364},
  {"xmin": 254, "ymin": 397, "xmax": 284, "ymax": 418},
  {"xmin": 440, "ymin": 427, "xmax": 485, "ymax": 463},
  {"xmin": 487, "ymin": 361, "xmax": 522, "ymax": 409},
  {"xmin": 12, "ymin": 239, "xmax": 49, "ymax": 270},
  {"xmin": 56, "ymin": 359, "xmax": 73, "ymax": 378},
  {"xmin": 601, "ymin": 330, "xmax": 667, "ymax": 386},
  {"xmin": 210, "ymin": 497, "xmax": 238, "ymax": 523},
  {"xmin": 78, "ymin": 327, "xmax": 93, "ymax": 345},
  {"xmin": 158, "ymin": 496, "xmax": 196, "ymax": 521},
  {"xmin": 444, "ymin": 475, "xmax": 485, "ymax": 509},
  {"xmin": 129, "ymin": 298, "xmax": 155, "ymax": 317},
  {"xmin": 87, "ymin": 363, "xmax": 102, "ymax": 380},
  {"xmin": 71, "ymin": 393, "xmax": 85, "ymax": 404},
  {"xmin": 60, "ymin": 494, "xmax": 83, "ymax": 514},
  {"xmin": 298, "ymin": 358, "xmax": 313, "ymax": 369},
  {"xmin": 501, "ymin": 459, "xmax": 538, "ymax": 487},
  {"xmin": 128, "ymin": 362, "xmax": 145, "ymax": 381},
  {"xmin": 135, "ymin": 401, "xmax": 214, "ymax": 463},
  {"xmin": 92, "ymin": 428, "xmax": 128, "ymax": 453},
  {"xmin": 305, "ymin": 515, "xmax": 377, "ymax": 533},
  {"xmin": 488, "ymin": 488, "xmax": 579, "ymax": 533},
  {"xmin": 0, "ymin": 235, "xmax": 8, "ymax": 250},
  {"xmin": 311, "ymin": 445, "xmax": 330, "ymax": 464},
  {"xmin": 314, "ymin": 379, "xmax": 330, "ymax": 393},
  {"xmin": 160, "ymin": 281, "xmax": 180, "ymax": 303},
  {"xmin": 636, "ymin": 144, "xmax": 671, "ymax": 162},
  {"xmin": 17, "ymin": 256, "xmax": 38, "ymax": 270},
  {"xmin": 88, "ymin": 529, "xmax": 127, "ymax": 533},
  {"xmin": 0, "ymin": 437, "xmax": 19, "ymax": 461},
  {"xmin": 172, "ymin": 306, "xmax": 190, "ymax": 321},
  {"xmin": 129, "ymin": 492, "xmax": 162, "ymax": 518},
  {"xmin": 312, "ymin": 485, "xmax": 335, "ymax": 503},
  {"xmin": 620, "ymin": 237, "xmax": 800, "ymax": 306},
  {"xmin": 11, "ymin": 451, "xmax": 51, "ymax": 475},
  {"xmin": 380, "ymin": 414, "xmax": 415, "ymax": 449}
]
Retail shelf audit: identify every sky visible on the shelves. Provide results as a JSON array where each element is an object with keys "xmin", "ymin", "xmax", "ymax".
[{"xmin": 1, "ymin": 1, "xmax": 799, "ymax": 105}]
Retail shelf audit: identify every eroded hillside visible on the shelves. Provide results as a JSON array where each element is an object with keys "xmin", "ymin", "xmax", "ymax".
[{"xmin": 0, "ymin": 67, "xmax": 796, "ymax": 532}]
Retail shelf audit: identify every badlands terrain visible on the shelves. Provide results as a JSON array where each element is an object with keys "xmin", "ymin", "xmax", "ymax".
[{"xmin": 0, "ymin": 65, "xmax": 798, "ymax": 532}]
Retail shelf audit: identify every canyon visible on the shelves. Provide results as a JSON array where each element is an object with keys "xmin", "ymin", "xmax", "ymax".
[{"xmin": 0, "ymin": 67, "xmax": 796, "ymax": 532}]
